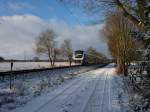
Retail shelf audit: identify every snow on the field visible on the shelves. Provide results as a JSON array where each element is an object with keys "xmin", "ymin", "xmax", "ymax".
[
  {"xmin": 0, "ymin": 62, "xmax": 77, "ymax": 72},
  {"xmin": 0, "ymin": 65, "xmax": 99, "ymax": 112},
  {"xmin": 0, "ymin": 64, "xmax": 130, "ymax": 112}
]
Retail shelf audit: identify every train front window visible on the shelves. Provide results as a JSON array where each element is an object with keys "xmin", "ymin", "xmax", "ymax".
[
  {"xmin": 75, "ymin": 54, "xmax": 83, "ymax": 58},
  {"xmin": 75, "ymin": 51, "xmax": 84, "ymax": 58}
]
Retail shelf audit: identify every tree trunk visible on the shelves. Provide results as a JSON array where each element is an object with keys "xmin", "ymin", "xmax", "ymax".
[
  {"xmin": 48, "ymin": 56, "xmax": 53, "ymax": 67},
  {"xmin": 68, "ymin": 57, "xmax": 72, "ymax": 66},
  {"xmin": 50, "ymin": 60, "xmax": 53, "ymax": 67},
  {"xmin": 123, "ymin": 61, "xmax": 127, "ymax": 76},
  {"xmin": 52, "ymin": 59, "xmax": 55, "ymax": 67},
  {"xmin": 69, "ymin": 60, "xmax": 72, "ymax": 66},
  {"xmin": 116, "ymin": 58, "xmax": 124, "ymax": 74}
]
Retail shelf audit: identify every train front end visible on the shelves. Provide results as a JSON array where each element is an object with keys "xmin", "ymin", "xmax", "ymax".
[{"xmin": 73, "ymin": 50, "xmax": 85, "ymax": 65}]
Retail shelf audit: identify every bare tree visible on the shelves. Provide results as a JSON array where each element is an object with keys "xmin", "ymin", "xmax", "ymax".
[
  {"xmin": 102, "ymin": 12, "xmax": 142, "ymax": 74},
  {"xmin": 87, "ymin": 46, "xmax": 105, "ymax": 59},
  {"xmin": 61, "ymin": 39, "xmax": 73, "ymax": 66},
  {"xmin": 86, "ymin": 46, "xmax": 106, "ymax": 63},
  {"xmin": 111, "ymin": 0, "xmax": 150, "ymax": 29},
  {"xmin": 35, "ymin": 30, "xmax": 57, "ymax": 67},
  {"xmin": 0, "ymin": 56, "xmax": 4, "ymax": 62},
  {"xmin": 61, "ymin": 0, "xmax": 150, "ymax": 29}
]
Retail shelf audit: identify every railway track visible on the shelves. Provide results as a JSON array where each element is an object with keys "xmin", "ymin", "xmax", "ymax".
[
  {"xmin": 0, "ymin": 64, "xmax": 107, "ymax": 76},
  {"xmin": 0, "ymin": 65, "xmax": 81, "ymax": 76}
]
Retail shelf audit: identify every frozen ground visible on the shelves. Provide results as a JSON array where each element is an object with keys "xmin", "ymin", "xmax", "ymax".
[
  {"xmin": 1, "ymin": 64, "xmax": 130, "ymax": 112},
  {"xmin": 0, "ymin": 65, "xmax": 101, "ymax": 112},
  {"xmin": 0, "ymin": 62, "xmax": 77, "ymax": 72}
]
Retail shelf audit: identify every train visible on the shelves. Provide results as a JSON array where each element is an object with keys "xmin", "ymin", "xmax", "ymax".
[{"xmin": 73, "ymin": 50, "xmax": 106, "ymax": 65}]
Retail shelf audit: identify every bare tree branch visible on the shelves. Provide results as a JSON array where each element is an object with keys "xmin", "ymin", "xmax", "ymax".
[
  {"xmin": 35, "ymin": 30, "xmax": 58, "ymax": 67},
  {"xmin": 113, "ymin": 0, "xmax": 141, "ymax": 27},
  {"xmin": 61, "ymin": 39, "xmax": 73, "ymax": 66}
]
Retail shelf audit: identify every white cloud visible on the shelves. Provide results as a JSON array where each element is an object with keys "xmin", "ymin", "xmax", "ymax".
[{"xmin": 0, "ymin": 15, "xmax": 109, "ymax": 59}]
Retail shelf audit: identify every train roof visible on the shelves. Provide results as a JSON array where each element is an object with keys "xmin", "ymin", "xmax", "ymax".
[{"xmin": 74, "ymin": 50, "xmax": 84, "ymax": 52}]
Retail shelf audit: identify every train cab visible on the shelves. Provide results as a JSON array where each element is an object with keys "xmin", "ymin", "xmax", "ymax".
[{"xmin": 73, "ymin": 50, "xmax": 85, "ymax": 64}]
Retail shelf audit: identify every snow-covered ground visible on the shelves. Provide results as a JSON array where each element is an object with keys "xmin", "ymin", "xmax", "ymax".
[
  {"xmin": 0, "ymin": 65, "xmax": 101, "ymax": 112},
  {"xmin": 0, "ymin": 62, "xmax": 77, "ymax": 72},
  {"xmin": 0, "ymin": 64, "xmax": 130, "ymax": 112}
]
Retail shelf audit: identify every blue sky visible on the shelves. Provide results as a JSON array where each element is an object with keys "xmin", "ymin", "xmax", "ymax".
[
  {"xmin": 0, "ymin": 0, "xmax": 109, "ymax": 59},
  {"xmin": 0, "ymin": 0, "xmax": 102, "ymax": 26}
]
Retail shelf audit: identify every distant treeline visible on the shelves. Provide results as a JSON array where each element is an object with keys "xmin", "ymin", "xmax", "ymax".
[
  {"xmin": 0, "ymin": 59, "xmax": 68, "ymax": 62},
  {"xmin": 0, "ymin": 57, "xmax": 4, "ymax": 62}
]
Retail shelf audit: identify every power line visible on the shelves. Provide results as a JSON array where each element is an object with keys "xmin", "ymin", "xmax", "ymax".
[
  {"xmin": 56, "ymin": 0, "xmax": 84, "ymax": 26},
  {"xmin": 56, "ymin": 1, "xmax": 99, "ymax": 52},
  {"xmin": 56, "ymin": 0, "xmax": 93, "ymax": 43}
]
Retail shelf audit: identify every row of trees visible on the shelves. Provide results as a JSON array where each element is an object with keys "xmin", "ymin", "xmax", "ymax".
[
  {"xmin": 35, "ymin": 29, "xmax": 106, "ymax": 67},
  {"xmin": 99, "ymin": 0, "xmax": 150, "ymax": 74},
  {"xmin": 87, "ymin": 47, "xmax": 106, "ymax": 60},
  {"xmin": 62, "ymin": 0, "xmax": 150, "ymax": 29},
  {"xmin": 86, "ymin": 46, "xmax": 107, "ymax": 64},
  {"xmin": 0, "ymin": 56, "xmax": 4, "ymax": 61},
  {"xmin": 102, "ymin": 12, "xmax": 143, "ymax": 74},
  {"xmin": 61, "ymin": 0, "xmax": 150, "ymax": 74},
  {"xmin": 35, "ymin": 30, "xmax": 73, "ymax": 67}
]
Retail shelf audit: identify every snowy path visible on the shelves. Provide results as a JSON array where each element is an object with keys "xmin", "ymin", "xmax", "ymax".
[{"xmin": 12, "ymin": 64, "xmax": 129, "ymax": 112}]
